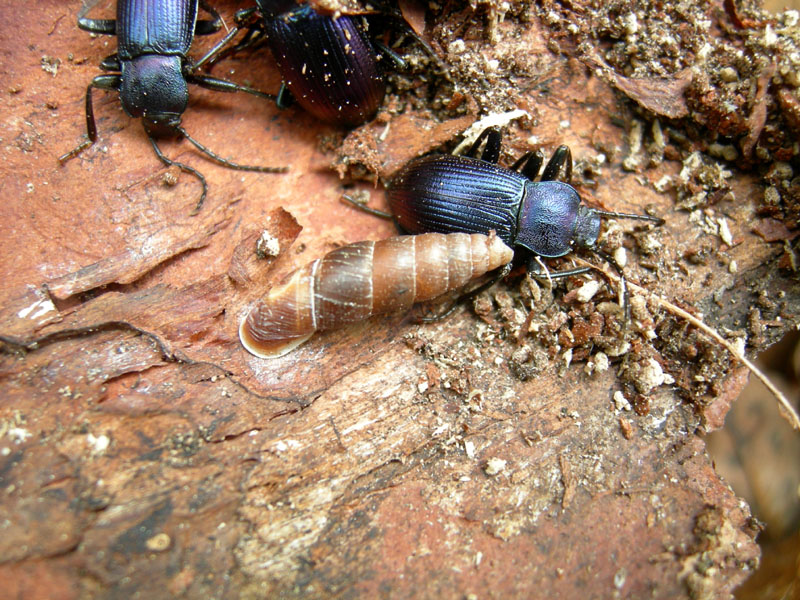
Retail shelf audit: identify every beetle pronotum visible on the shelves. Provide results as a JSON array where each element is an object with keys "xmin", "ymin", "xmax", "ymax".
[{"xmin": 240, "ymin": 232, "xmax": 514, "ymax": 358}]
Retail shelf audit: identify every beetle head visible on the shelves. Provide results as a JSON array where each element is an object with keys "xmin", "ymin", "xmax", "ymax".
[
  {"xmin": 120, "ymin": 56, "xmax": 188, "ymax": 137},
  {"xmin": 142, "ymin": 113, "xmax": 183, "ymax": 138},
  {"xmin": 573, "ymin": 206, "xmax": 602, "ymax": 250}
]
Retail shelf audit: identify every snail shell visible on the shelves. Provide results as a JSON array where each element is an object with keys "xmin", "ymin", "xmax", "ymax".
[{"xmin": 239, "ymin": 232, "xmax": 513, "ymax": 358}]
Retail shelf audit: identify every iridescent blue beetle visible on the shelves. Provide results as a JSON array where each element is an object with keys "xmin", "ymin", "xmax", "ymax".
[
  {"xmin": 253, "ymin": 0, "xmax": 386, "ymax": 126},
  {"xmin": 200, "ymin": 0, "xmax": 435, "ymax": 126},
  {"xmin": 350, "ymin": 128, "xmax": 663, "ymax": 314},
  {"xmin": 386, "ymin": 129, "xmax": 662, "ymax": 279},
  {"xmin": 60, "ymin": 0, "xmax": 287, "ymax": 212}
]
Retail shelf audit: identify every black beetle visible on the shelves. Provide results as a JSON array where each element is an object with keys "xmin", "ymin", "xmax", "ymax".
[
  {"xmin": 199, "ymin": 0, "xmax": 433, "ymax": 126},
  {"xmin": 60, "ymin": 0, "xmax": 287, "ymax": 213},
  {"xmin": 389, "ymin": 128, "xmax": 661, "ymax": 269},
  {"xmin": 351, "ymin": 128, "xmax": 663, "ymax": 314}
]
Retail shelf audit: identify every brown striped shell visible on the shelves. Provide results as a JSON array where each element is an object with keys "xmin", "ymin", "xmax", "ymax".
[{"xmin": 239, "ymin": 232, "xmax": 514, "ymax": 358}]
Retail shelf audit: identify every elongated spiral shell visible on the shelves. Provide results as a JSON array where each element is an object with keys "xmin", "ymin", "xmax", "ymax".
[{"xmin": 239, "ymin": 232, "xmax": 514, "ymax": 358}]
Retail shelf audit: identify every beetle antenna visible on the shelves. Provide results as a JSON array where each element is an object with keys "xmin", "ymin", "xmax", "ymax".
[
  {"xmin": 176, "ymin": 126, "xmax": 288, "ymax": 173},
  {"xmin": 594, "ymin": 209, "xmax": 664, "ymax": 226},
  {"xmin": 342, "ymin": 194, "xmax": 393, "ymax": 219},
  {"xmin": 149, "ymin": 137, "xmax": 208, "ymax": 214}
]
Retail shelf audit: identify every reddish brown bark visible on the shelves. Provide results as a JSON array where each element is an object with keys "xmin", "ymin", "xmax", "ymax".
[{"xmin": 3, "ymin": 1, "xmax": 796, "ymax": 598}]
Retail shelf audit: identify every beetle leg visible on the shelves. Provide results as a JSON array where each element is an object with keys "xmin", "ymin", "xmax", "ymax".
[
  {"xmin": 529, "ymin": 255, "xmax": 553, "ymax": 290},
  {"xmin": 191, "ymin": 10, "xmax": 262, "ymax": 71},
  {"xmin": 234, "ymin": 7, "xmax": 261, "ymax": 27},
  {"xmin": 99, "ymin": 54, "xmax": 121, "ymax": 71},
  {"xmin": 531, "ymin": 266, "xmax": 593, "ymax": 279},
  {"xmin": 464, "ymin": 128, "xmax": 501, "ymax": 162},
  {"xmin": 592, "ymin": 249, "xmax": 630, "ymax": 324},
  {"xmin": 276, "ymin": 82, "xmax": 294, "ymax": 109},
  {"xmin": 512, "ymin": 150, "xmax": 545, "ymax": 181},
  {"xmin": 510, "ymin": 151, "xmax": 531, "ymax": 171},
  {"xmin": 196, "ymin": 0, "xmax": 222, "ymax": 36},
  {"xmin": 416, "ymin": 262, "xmax": 513, "ymax": 323},
  {"xmin": 176, "ymin": 126, "xmax": 288, "ymax": 174},
  {"xmin": 532, "ymin": 250, "xmax": 631, "ymax": 324},
  {"xmin": 479, "ymin": 130, "xmax": 502, "ymax": 163},
  {"xmin": 523, "ymin": 151, "xmax": 547, "ymax": 180},
  {"xmin": 195, "ymin": 19, "xmax": 222, "ymax": 36},
  {"xmin": 526, "ymin": 258, "xmax": 556, "ymax": 314},
  {"xmin": 59, "ymin": 74, "xmax": 120, "ymax": 163},
  {"xmin": 77, "ymin": 18, "xmax": 116, "ymax": 35},
  {"xmin": 367, "ymin": 9, "xmax": 450, "ymax": 77},
  {"xmin": 464, "ymin": 128, "xmax": 492, "ymax": 157},
  {"xmin": 186, "ymin": 73, "xmax": 277, "ymax": 101},
  {"xmin": 227, "ymin": 26, "xmax": 268, "ymax": 56},
  {"xmin": 192, "ymin": 26, "xmax": 242, "ymax": 70},
  {"xmin": 541, "ymin": 145, "xmax": 572, "ymax": 182},
  {"xmin": 373, "ymin": 41, "xmax": 406, "ymax": 68},
  {"xmin": 527, "ymin": 256, "xmax": 592, "ymax": 280},
  {"xmin": 76, "ymin": 0, "xmax": 116, "ymax": 34},
  {"xmin": 148, "ymin": 137, "xmax": 208, "ymax": 215}
]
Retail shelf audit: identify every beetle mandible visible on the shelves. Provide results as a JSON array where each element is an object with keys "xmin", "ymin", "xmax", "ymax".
[{"xmin": 60, "ymin": 0, "xmax": 287, "ymax": 213}]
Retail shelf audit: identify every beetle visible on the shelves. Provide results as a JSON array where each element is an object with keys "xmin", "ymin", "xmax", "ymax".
[
  {"xmin": 198, "ymin": 0, "xmax": 434, "ymax": 126},
  {"xmin": 239, "ymin": 232, "xmax": 513, "ymax": 358},
  {"xmin": 350, "ymin": 128, "xmax": 663, "ymax": 313},
  {"xmin": 60, "ymin": 0, "xmax": 287, "ymax": 213}
]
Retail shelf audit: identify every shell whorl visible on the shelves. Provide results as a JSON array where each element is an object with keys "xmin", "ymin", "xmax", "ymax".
[{"xmin": 239, "ymin": 232, "xmax": 513, "ymax": 358}]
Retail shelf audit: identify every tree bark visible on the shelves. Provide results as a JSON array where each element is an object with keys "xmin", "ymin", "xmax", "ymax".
[{"xmin": 2, "ymin": 0, "xmax": 797, "ymax": 598}]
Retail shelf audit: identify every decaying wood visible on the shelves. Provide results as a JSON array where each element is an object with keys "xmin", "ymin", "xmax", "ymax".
[{"xmin": 1, "ymin": 0, "xmax": 798, "ymax": 598}]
